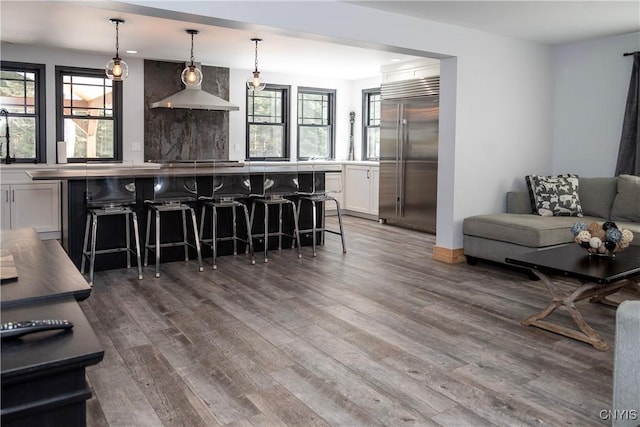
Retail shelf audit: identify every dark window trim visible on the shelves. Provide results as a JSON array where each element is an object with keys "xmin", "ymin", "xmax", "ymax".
[
  {"xmin": 362, "ymin": 87, "xmax": 381, "ymax": 161},
  {"xmin": 246, "ymin": 83, "xmax": 290, "ymax": 161},
  {"xmin": 55, "ymin": 65, "xmax": 123, "ymax": 163},
  {"xmin": 296, "ymin": 86, "xmax": 336, "ymax": 161},
  {"xmin": 0, "ymin": 61, "xmax": 46, "ymax": 163}
]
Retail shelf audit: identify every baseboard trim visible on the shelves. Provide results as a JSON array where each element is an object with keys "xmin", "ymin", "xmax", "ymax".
[{"xmin": 433, "ymin": 246, "xmax": 465, "ymax": 264}]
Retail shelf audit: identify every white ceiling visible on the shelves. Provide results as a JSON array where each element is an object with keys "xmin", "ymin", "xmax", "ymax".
[
  {"xmin": 1, "ymin": 1, "xmax": 638, "ymax": 80},
  {"xmin": 350, "ymin": 1, "xmax": 640, "ymax": 45}
]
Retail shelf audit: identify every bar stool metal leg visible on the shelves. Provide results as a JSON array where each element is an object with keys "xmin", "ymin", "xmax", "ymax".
[
  {"xmin": 88, "ymin": 212, "xmax": 98, "ymax": 285},
  {"xmin": 155, "ymin": 209, "xmax": 161, "ymax": 278},
  {"xmin": 188, "ymin": 206, "xmax": 204, "ymax": 271},
  {"xmin": 81, "ymin": 212, "xmax": 91, "ymax": 274},
  {"xmin": 181, "ymin": 209, "xmax": 189, "ymax": 262},
  {"xmin": 242, "ymin": 203, "xmax": 256, "ymax": 265},
  {"xmin": 290, "ymin": 200, "xmax": 302, "ymax": 259},
  {"xmin": 144, "ymin": 208, "xmax": 151, "ymax": 268},
  {"xmin": 125, "ymin": 211, "xmax": 131, "ymax": 269},
  {"xmin": 335, "ymin": 198, "xmax": 347, "ymax": 253},
  {"xmin": 131, "ymin": 211, "xmax": 143, "ymax": 279},
  {"xmin": 264, "ymin": 202, "xmax": 269, "ymax": 262},
  {"xmin": 212, "ymin": 205, "xmax": 218, "ymax": 269}
]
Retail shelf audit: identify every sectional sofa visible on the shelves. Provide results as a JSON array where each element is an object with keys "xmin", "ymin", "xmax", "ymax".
[{"xmin": 463, "ymin": 175, "xmax": 640, "ymax": 265}]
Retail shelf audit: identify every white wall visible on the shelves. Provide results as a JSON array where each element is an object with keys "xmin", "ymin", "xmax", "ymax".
[
  {"xmin": 553, "ymin": 31, "xmax": 640, "ymax": 177},
  {"xmin": 0, "ymin": 43, "xmax": 146, "ymax": 164},
  {"xmin": 349, "ymin": 76, "xmax": 382, "ymax": 161}
]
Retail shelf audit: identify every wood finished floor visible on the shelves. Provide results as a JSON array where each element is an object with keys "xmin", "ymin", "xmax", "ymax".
[{"xmin": 82, "ymin": 216, "xmax": 634, "ymax": 427}]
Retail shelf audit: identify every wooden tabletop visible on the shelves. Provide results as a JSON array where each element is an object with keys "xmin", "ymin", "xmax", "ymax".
[
  {"xmin": 506, "ymin": 244, "xmax": 640, "ymax": 284},
  {"xmin": 0, "ymin": 228, "xmax": 91, "ymax": 308}
]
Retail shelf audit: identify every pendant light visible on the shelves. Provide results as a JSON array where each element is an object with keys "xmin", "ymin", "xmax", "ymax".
[
  {"xmin": 247, "ymin": 38, "xmax": 266, "ymax": 91},
  {"xmin": 181, "ymin": 29, "xmax": 203, "ymax": 87},
  {"xmin": 105, "ymin": 18, "xmax": 129, "ymax": 81}
]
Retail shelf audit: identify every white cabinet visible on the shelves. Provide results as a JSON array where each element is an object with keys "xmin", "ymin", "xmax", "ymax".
[
  {"xmin": 1, "ymin": 182, "xmax": 60, "ymax": 235},
  {"xmin": 344, "ymin": 164, "xmax": 379, "ymax": 216}
]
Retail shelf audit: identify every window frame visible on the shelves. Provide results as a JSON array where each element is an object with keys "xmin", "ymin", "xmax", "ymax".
[
  {"xmin": 246, "ymin": 84, "xmax": 290, "ymax": 161},
  {"xmin": 0, "ymin": 61, "xmax": 47, "ymax": 163},
  {"xmin": 296, "ymin": 86, "xmax": 335, "ymax": 161},
  {"xmin": 362, "ymin": 87, "xmax": 381, "ymax": 161},
  {"xmin": 55, "ymin": 65, "xmax": 123, "ymax": 163}
]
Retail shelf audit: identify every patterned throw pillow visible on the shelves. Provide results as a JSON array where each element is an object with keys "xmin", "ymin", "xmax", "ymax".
[{"xmin": 525, "ymin": 174, "xmax": 583, "ymax": 217}]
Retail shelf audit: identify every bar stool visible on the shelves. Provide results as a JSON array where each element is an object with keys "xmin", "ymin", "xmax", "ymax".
[
  {"xmin": 81, "ymin": 177, "xmax": 143, "ymax": 285},
  {"xmin": 296, "ymin": 169, "xmax": 346, "ymax": 257},
  {"xmin": 249, "ymin": 172, "xmax": 302, "ymax": 262},
  {"xmin": 199, "ymin": 174, "xmax": 255, "ymax": 269},
  {"xmin": 144, "ymin": 176, "xmax": 203, "ymax": 278}
]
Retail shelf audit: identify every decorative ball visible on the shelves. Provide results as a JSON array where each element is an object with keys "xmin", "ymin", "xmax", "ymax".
[
  {"xmin": 589, "ymin": 237, "xmax": 602, "ymax": 249},
  {"xmin": 605, "ymin": 240, "xmax": 617, "ymax": 251},
  {"xmin": 621, "ymin": 229, "xmax": 634, "ymax": 245},
  {"xmin": 576, "ymin": 230, "xmax": 591, "ymax": 243},
  {"xmin": 605, "ymin": 227, "xmax": 623, "ymax": 244},
  {"xmin": 570, "ymin": 222, "xmax": 588, "ymax": 236},
  {"xmin": 586, "ymin": 222, "xmax": 602, "ymax": 235},
  {"xmin": 602, "ymin": 221, "xmax": 618, "ymax": 231}
]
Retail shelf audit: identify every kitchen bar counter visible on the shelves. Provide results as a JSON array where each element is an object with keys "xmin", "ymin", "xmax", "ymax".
[{"xmin": 26, "ymin": 161, "xmax": 343, "ymax": 180}]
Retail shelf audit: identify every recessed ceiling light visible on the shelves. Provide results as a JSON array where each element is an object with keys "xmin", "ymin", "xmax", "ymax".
[
  {"xmin": 126, "ymin": 50, "xmax": 138, "ymax": 54},
  {"xmin": 390, "ymin": 58, "xmax": 402, "ymax": 62}
]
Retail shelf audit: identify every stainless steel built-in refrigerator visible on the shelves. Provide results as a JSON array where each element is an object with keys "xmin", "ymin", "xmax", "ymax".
[{"xmin": 378, "ymin": 77, "xmax": 439, "ymax": 234}]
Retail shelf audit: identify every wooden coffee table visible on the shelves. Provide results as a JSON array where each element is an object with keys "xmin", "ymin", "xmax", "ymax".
[{"xmin": 506, "ymin": 244, "xmax": 640, "ymax": 350}]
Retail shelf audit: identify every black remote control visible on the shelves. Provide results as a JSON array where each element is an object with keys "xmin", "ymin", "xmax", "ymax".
[{"xmin": 1, "ymin": 319, "xmax": 74, "ymax": 339}]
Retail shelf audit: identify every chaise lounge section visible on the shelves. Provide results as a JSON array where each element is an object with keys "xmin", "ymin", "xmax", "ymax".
[{"xmin": 463, "ymin": 175, "xmax": 640, "ymax": 265}]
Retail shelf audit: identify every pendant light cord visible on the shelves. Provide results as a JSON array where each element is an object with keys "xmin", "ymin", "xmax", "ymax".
[
  {"xmin": 254, "ymin": 39, "xmax": 260, "ymax": 73},
  {"xmin": 190, "ymin": 32, "xmax": 195, "ymax": 66},
  {"xmin": 115, "ymin": 21, "xmax": 120, "ymax": 58}
]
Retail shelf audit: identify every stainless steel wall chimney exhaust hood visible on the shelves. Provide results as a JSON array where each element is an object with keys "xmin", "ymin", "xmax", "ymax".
[{"xmin": 149, "ymin": 63, "xmax": 239, "ymax": 111}]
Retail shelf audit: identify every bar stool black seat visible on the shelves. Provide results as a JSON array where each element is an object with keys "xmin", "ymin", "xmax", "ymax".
[
  {"xmin": 199, "ymin": 174, "xmax": 255, "ymax": 269},
  {"xmin": 81, "ymin": 177, "xmax": 143, "ymax": 285},
  {"xmin": 144, "ymin": 176, "xmax": 203, "ymax": 278},
  {"xmin": 250, "ymin": 172, "xmax": 302, "ymax": 263},
  {"xmin": 296, "ymin": 169, "xmax": 346, "ymax": 256}
]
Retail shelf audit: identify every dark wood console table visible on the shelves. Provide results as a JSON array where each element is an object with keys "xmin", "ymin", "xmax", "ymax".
[{"xmin": 0, "ymin": 228, "xmax": 104, "ymax": 426}]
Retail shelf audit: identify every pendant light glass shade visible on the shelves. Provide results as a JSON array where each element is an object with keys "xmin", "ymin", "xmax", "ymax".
[
  {"xmin": 105, "ymin": 19, "xmax": 128, "ymax": 81},
  {"xmin": 182, "ymin": 30, "xmax": 203, "ymax": 87},
  {"xmin": 247, "ymin": 38, "xmax": 266, "ymax": 91}
]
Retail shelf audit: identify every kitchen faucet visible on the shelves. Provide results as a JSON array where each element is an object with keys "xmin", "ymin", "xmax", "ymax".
[{"xmin": 0, "ymin": 108, "xmax": 15, "ymax": 164}]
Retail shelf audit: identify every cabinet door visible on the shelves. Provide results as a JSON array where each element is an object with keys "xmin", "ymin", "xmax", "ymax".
[
  {"xmin": 1, "ymin": 184, "xmax": 11, "ymax": 231},
  {"xmin": 369, "ymin": 166, "xmax": 380, "ymax": 215},
  {"xmin": 11, "ymin": 183, "xmax": 60, "ymax": 233},
  {"xmin": 344, "ymin": 165, "xmax": 371, "ymax": 214}
]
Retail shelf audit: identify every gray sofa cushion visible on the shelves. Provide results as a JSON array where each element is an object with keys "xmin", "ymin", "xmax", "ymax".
[
  {"xmin": 611, "ymin": 174, "xmax": 640, "ymax": 223},
  {"xmin": 506, "ymin": 191, "xmax": 532, "ymax": 214},
  {"xmin": 578, "ymin": 177, "xmax": 617, "ymax": 219},
  {"xmin": 463, "ymin": 214, "xmax": 604, "ymax": 247}
]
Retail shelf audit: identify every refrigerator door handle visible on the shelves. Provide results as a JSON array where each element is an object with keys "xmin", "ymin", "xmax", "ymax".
[
  {"xmin": 398, "ymin": 107, "xmax": 406, "ymax": 217},
  {"xmin": 395, "ymin": 103, "xmax": 402, "ymax": 217}
]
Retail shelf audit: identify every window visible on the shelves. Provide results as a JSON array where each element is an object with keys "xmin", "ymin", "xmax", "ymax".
[
  {"xmin": 0, "ymin": 61, "xmax": 46, "ymax": 163},
  {"xmin": 297, "ymin": 87, "xmax": 335, "ymax": 160},
  {"xmin": 246, "ymin": 84, "xmax": 289, "ymax": 160},
  {"xmin": 56, "ymin": 66, "xmax": 122, "ymax": 162},
  {"xmin": 362, "ymin": 88, "xmax": 381, "ymax": 160}
]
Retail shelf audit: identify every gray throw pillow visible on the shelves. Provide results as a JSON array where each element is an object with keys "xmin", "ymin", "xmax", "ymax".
[
  {"xmin": 525, "ymin": 174, "xmax": 583, "ymax": 217},
  {"xmin": 578, "ymin": 177, "xmax": 618, "ymax": 218},
  {"xmin": 610, "ymin": 174, "xmax": 640, "ymax": 222}
]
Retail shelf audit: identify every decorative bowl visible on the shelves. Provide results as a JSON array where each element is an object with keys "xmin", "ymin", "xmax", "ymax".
[{"xmin": 571, "ymin": 221, "xmax": 634, "ymax": 257}]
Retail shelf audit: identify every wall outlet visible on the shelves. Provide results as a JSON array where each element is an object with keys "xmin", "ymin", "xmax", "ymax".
[{"xmin": 132, "ymin": 142, "xmax": 142, "ymax": 152}]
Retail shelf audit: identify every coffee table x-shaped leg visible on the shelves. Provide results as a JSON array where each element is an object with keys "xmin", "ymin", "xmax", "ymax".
[{"xmin": 522, "ymin": 270, "xmax": 640, "ymax": 351}]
